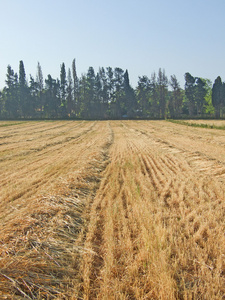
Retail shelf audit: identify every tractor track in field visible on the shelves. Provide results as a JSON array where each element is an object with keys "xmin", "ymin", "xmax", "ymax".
[
  {"xmin": 76, "ymin": 121, "xmax": 225, "ymax": 299},
  {"xmin": 122, "ymin": 121, "xmax": 225, "ymax": 183}
]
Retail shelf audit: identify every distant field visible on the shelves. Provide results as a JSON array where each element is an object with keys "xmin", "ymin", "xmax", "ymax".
[{"xmin": 0, "ymin": 121, "xmax": 224, "ymax": 299}]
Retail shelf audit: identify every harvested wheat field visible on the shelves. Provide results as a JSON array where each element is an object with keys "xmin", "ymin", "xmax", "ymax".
[{"xmin": 0, "ymin": 120, "xmax": 224, "ymax": 299}]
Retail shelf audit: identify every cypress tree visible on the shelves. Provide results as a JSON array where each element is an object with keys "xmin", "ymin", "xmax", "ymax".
[
  {"xmin": 5, "ymin": 65, "xmax": 19, "ymax": 118},
  {"xmin": 195, "ymin": 78, "xmax": 207, "ymax": 116},
  {"xmin": 60, "ymin": 63, "xmax": 67, "ymax": 102},
  {"xmin": 67, "ymin": 68, "xmax": 73, "ymax": 117},
  {"xmin": 136, "ymin": 75, "xmax": 151, "ymax": 117},
  {"xmin": 124, "ymin": 69, "xmax": 136, "ymax": 118},
  {"xmin": 169, "ymin": 75, "xmax": 183, "ymax": 118},
  {"xmin": 19, "ymin": 60, "xmax": 30, "ymax": 117},
  {"xmin": 157, "ymin": 68, "xmax": 168, "ymax": 119},
  {"xmin": 184, "ymin": 72, "xmax": 196, "ymax": 117},
  {"xmin": 60, "ymin": 63, "xmax": 67, "ymax": 117},
  {"xmin": 212, "ymin": 76, "xmax": 223, "ymax": 118},
  {"xmin": 36, "ymin": 62, "xmax": 44, "ymax": 115},
  {"xmin": 72, "ymin": 59, "xmax": 78, "ymax": 107}
]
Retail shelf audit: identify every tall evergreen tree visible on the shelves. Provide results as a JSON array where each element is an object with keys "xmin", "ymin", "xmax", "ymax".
[
  {"xmin": 150, "ymin": 72, "xmax": 158, "ymax": 118},
  {"xmin": 169, "ymin": 75, "xmax": 183, "ymax": 118},
  {"xmin": 99, "ymin": 67, "xmax": 108, "ymax": 105},
  {"xmin": 60, "ymin": 63, "xmax": 67, "ymax": 101},
  {"xmin": 94, "ymin": 71, "xmax": 102, "ymax": 118},
  {"xmin": 19, "ymin": 60, "xmax": 26, "ymax": 86},
  {"xmin": 136, "ymin": 75, "xmax": 151, "ymax": 117},
  {"xmin": 19, "ymin": 60, "xmax": 30, "ymax": 117},
  {"xmin": 124, "ymin": 69, "xmax": 136, "ymax": 117},
  {"xmin": 112, "ymin": 68, "xmax": 124, "ymax": 118},
  {"xmin": 79, "ymin": 73, "xmax": 89, "ymax": 118},
  {"xmin": 106, "ymin": 67, "xmax": 114, "ymax": 103},
  {"xmin": 72, "ymin": 59, "xmax": 79, "ymax": 115},
  {"xmin": 60, "ymin": 63, "xmax": 67, "ymax": 117},
  {"xmin": 195, "ymin": 78, "xmax": 207, "ymax": 116},
  {"xmin": 4, "ymin": 65, "xmax": 19, "ymax": 118},
  {"xmin": 86, "ymin": 67, "xmax": 95, "ymax": 118},
  {"xmin": 212, "ymin": 76, "xmax": 223, "ymax": 118},
  {"xmin": 157, "ymin": 68, "xmax": 168, "ymax": 119},
  {"xmin": 45, "ymin": 74, "xmax": 60, "ymax": 118},
  {"xmin": 184, "ymin": 72, "xmax": 196, "ymax": 117},
  {"xmin": 36, "ymin": 62, "xmax": 44, "ymax": 115},
  {"xmin": 67, "ymin": 68, "xmax": 73, "ymax": 117},
  {"xmin": 36, "ymin": 62, "xmax": 43, "ymax": 91},
  {"xmin": 29, "ymin": 75, "xmax": 39, "ymax": 117}
]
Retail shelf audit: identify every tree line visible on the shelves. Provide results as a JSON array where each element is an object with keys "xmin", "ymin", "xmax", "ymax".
[{"xmin": 0, "ymin": 59, "xmax": 224, "ymax": 120}]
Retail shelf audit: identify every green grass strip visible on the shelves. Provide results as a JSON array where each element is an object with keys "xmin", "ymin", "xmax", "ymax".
[
  {"xmin": 0, "ymin": 122, "xmax": 28, "ymax": 128},
  {"xmin": 167, "ymin": 119, "xmax": 225, "ymax": 130}
]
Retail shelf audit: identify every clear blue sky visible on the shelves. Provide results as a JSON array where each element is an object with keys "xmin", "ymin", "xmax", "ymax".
[{"xmin": 0, "ymin": 0, "xmax": 225, "ymax": 89}]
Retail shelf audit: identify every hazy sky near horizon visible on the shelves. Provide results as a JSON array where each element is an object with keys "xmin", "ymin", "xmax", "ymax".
[{"xmin": 0, "ymin": 0, "xmax": 225, "ymax": 89}]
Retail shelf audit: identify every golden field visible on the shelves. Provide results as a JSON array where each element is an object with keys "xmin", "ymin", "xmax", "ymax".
[{"xmin": 0, "ymin": 120, "xmax": 224, "ymax": 299}]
